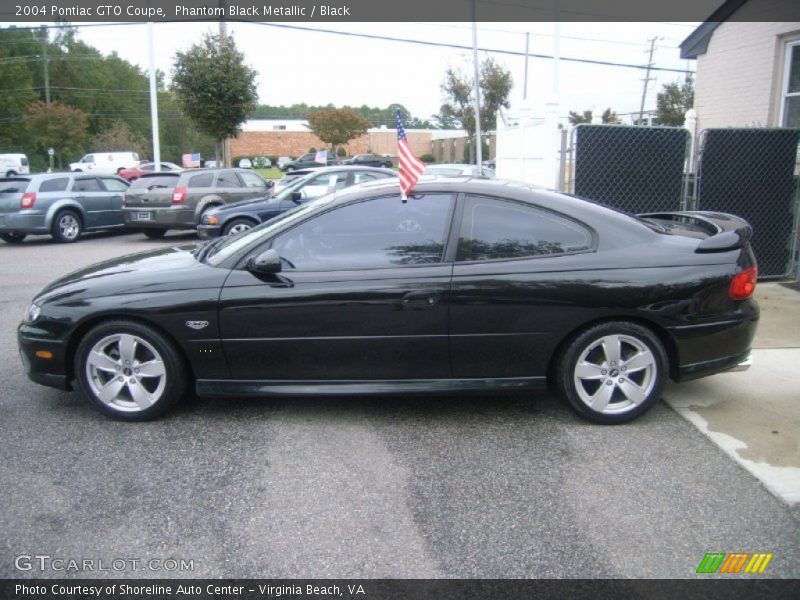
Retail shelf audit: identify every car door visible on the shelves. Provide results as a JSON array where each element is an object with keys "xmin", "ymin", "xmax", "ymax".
[
  {"xmin": 237, "ymin": 170, "xmax": 269, "ymax": 201},
  {"xmin": 71, "ymin": 177, "xmax": 108, "ymax": 228},
  {"xmin": 218, "ymin": 192, "xmax": 457, "ymax": 380},
  {"xmin": 449, "ymin": 194, "xmax": 596, "ymax": 379},
  {"xmin": 98, "ymin": 176, "xmax": 129, "ymax": 226},
  {"xmin": 214, "ymin": 170, "xmax": 246, "ymax": 204}
]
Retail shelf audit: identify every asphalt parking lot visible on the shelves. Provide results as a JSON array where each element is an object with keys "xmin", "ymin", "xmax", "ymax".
[{"xmin": 1, "ymin": 230, "xmax": 798, "ymax": 578}]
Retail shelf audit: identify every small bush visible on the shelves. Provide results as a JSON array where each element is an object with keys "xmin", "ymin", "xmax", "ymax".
[
  {"xmin": 336, "ymin": 146, "xmax": 347, "ymax": 157},
  {"xmin": 420, "ymin": 153, "xmax": 436, "ymax": 163}
]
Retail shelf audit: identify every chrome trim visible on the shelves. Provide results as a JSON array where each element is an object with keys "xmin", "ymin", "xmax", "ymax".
[{"xmin": 726, "ymin": 353, "xmax": 752, "ymax": 373}]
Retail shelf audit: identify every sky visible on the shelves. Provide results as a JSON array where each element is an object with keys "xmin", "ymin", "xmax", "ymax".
[{"xmin": 5, "ymin": 20, "xmax": 700, "ymax": 123}]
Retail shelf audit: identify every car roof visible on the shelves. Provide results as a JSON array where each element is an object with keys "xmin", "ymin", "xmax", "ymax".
[{"xmin": 300, "ymin": 165, "xmax": 396, "ymax": 174}]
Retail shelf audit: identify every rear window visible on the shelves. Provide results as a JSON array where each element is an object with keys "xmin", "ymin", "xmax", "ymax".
[
  {"xmin": 129, "ymin": 174, "xmax": 179, "ymax": 189},
  {"xmin": 0, "ymin": 178, "xmax": 30, "ymax": 193},
  {"xmin": 187, "ymin": 173, "xmax": 214, "ymax": 188},
  {"xmin": 21, "ymin": 157, "xmax": 29, "ymax": 166},
  {"xmin": 38, "ymin": 177, "xmax": 69, "ymax": 192}
]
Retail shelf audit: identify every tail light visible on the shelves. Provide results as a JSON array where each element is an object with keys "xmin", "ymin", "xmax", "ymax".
[
  {"xmin": 20, "ymin": 192, "xmax": 36, "ymax": 209},
  {"xmin": 171, "ymin": 187, "xmax": 187, "ymax": 205},
  {"xmin": 729, "ymin": 265, "xmax": 757, "ymax": 300}
]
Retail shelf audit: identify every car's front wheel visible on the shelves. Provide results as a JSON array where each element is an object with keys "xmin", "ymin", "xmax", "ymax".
[
  {"xmin": 556, "ymin": 321, "xmax": 667, "ymax": 424},
  {"xmin": 51, "ymin": 209, "xmax": 82, "ymax": 243},
  {"xmin": 1, "ymin": 232, "xmax": 26, "ymax": 243},
  {"xmin": 76, "ymin": 320, "xmax": 187, "ymax": 421},
  {"xmin": 223, "ymin": 217, "xmax": 256, "ymax": 236}
]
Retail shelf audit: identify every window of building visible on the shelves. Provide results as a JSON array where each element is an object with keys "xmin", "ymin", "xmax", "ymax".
[{"xmin": 781, "ymin": 41, "xmax": 800, "ymax": 127}]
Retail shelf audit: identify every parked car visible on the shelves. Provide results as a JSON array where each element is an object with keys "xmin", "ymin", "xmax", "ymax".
[
  {"xmin": 424, "ymin": 163, "xmax": 495, "ymax": 178},
  {"xmin": 276, "ymin": 156, "xmax": 292, "ymax": 169},
  {"xmin": 198, "ymin": 166, "xmax": 397, "ymax": 238},
  {"xmin": 0, "ymin": 173, "xmax": 129, "ymax": 243},
  {"xmin": 339, "ymin": 153, "xmax": 393, "ymax": 168},
  {"xmin": 118, "ymin": 161, "xmax": 182, "ymax": 182},
  {"xmin": 272, "ymin": 168, "xmax": 319, "ymax": 195},
  {"xmin": 122, "ymin": 168, "xmax": 272, "ymax": 238},
  {"xmin": 69, "ymin": 151, "xmax": 140, "ymax": 174},
  {"xmin": 238, "ymin": 158, "xmax": 253, "ymax": 169},
  {"xmin": 0, "ymin": 153, "xmax": 30, "ymax": 176},
  {"xmin": 279, "ymin": 152, "xmax": 336, "ymax": 171},
  {"xmin": 19, "ymin": 177, "xmax": 758, "ymax": 422}
]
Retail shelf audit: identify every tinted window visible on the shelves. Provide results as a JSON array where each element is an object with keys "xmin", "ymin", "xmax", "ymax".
[
  {"xmin": 239, "ymin": 171, "xmax": 266, "ymax": 188},
  {"xmin": 353, "ymin": 171, "xmax": 391, "ymax": 184},
  {"xmin": 38, "ymin": 177, "xmax": 69, "ymax": 192},
  {"xmin": 272, "ymin": 194, "xmax": 454, "ymax": 270},
  {"xmin": 187, "ymin": 173, "xmax": 214, "ymax": 188},
  {"xmin": 83, "ymin": 155, "xmax": 94, "ymax": 163},
  {"xmin": 297, "ymin": 172, "xmax": 348, "ymax": 199},
  {"xmin": 216, "ymin": 172, "xmax": 242, "ymax": 188},
  {"xmin": 100, "ymin": 177, "xmax": 129, "ymax": 192},
  {"xmin": 0, "ymin": 179, "xmax": 30, "ymax": 193},
  {"xmin": 457, "ymin": 196, "xmax": 592, "ymax": 261},
  {"xmin": 130, "ymin": 174, "xmax": 179, "ymax": 189},
  {"xmin": 21, "ymin": 157, "xmax": 29, "ymax": 166},
  {"xmin": 73, "ymin": 178, "xmax": 102, "ymax": 192}
]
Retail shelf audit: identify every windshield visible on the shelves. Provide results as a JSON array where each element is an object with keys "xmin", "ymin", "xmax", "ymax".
[{"xmin": 203, "ymin": 194, "xmax": 338, "ymax": 266}]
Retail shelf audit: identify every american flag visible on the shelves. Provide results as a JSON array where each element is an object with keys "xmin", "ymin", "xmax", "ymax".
[{"xmin": 396, "ymin": 109, "xmax": 425, "ymax": 200}]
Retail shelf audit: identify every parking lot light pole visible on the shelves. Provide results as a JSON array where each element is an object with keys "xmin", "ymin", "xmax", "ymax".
[
  {"xmin": 471, "ymin": 0, "xmax": 483, "ymax": 173},
  {"xmin": 147, "ymin": 21, "xmax": 161, "ymax": 172}
]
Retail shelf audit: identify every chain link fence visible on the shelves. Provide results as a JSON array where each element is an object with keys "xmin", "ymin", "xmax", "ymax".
[{"xmin": 568, "ymin": 124, "xmax": 690, "ymax": 214}]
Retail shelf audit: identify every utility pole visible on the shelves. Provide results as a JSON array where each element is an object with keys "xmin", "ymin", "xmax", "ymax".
[
  {"xmin": 523, "ymin": 32, "xmax": 529, "ymax": 101},
  {"xmin": 638, "ymin": 37, "xmax": 660, "ymax": 126},
  {"xmin": 147, "ymin": 21, "xmax": 161, "ymax": 171},
  {"xmin": 40, "ymin": 26, "xmax": 50, "ymax": 105},
  {"xmin": 471, "ymin": 0, "xmax": 482, "ymax": 172},
  {"xmin": 219, "ymin": 0, "xmax": 231, "ymax": 168}
]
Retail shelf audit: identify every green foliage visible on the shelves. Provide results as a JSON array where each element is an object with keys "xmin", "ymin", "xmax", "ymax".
[
  {"xmin": 253, "ymin": 102, "xmax": 435, "ymax": 129},
  {"xmin": 568, "ymin": 108, "xmax": 620, "ymax": 125},
  {"xmin": 657, "ymin": 75, "xmax": 695, "ymax": 126},
  {"xmin": 307, "ymin": 107, "xmax": 371, "ymax": 151},
  {"xmin": 22, "ymin": 101, "xmax": 89, "ymax": 168},
  {"xmin": 440, "ymin": 57, "xmax": 513, "ymax": 137},
  {"xmin": 91, "ymin": 121, "xmax": 149, "ymax": 158},
  {"xmin": 309, "ymin": 147, "xmax": 317, "ymax": 153},
  {"xmin": 420, "ymin": 153, "xmax": 435, "ymax": 163},
  {"xmin": 172, "ymin": 33, "xmax": 258, "ymax": 147},
  {"xmin": 336, "ymin": 146, "xmax": 347, "ymax": 157}
]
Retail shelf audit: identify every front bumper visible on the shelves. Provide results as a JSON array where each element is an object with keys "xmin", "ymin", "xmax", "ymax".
[
  {"xmin": 18, "ymin": 324, "xmax": 72, "ymax": 391},
  {"xmin": 0, "ymin": 211, "xmax": 48, "ymax": 234},
  {"xmin": 725, "ymin": 352, "xmax": 752, "ymax": 373},
  {"xmin": 123, "ymin": 206, "xmax": 195, "ymax": 229},
  {"xmin": 197, "ymin": 224, "xmax": 224, "ymax": 239}
]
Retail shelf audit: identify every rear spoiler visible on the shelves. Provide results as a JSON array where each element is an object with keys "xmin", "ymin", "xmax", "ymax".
[{"xmin": 637, "ymin": 211, "xmax": 752, "ymax": 253}]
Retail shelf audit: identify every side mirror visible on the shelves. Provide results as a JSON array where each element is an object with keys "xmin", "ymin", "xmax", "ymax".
[
  {"xmin": 291, "ymin": 191, "xmax": 302, "ymax": 202},
  {"xmin": 246, "ymin": 248, "xmax": 282, "ymax": 275},
  {"xmin": 266, "ymin": 180, "xmax": 275, "ymax": 189}
]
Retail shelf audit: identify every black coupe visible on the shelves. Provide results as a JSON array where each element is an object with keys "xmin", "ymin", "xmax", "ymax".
[{"xmin": 18, "ymin": 178, "xmax": 759, "ymax": 423}]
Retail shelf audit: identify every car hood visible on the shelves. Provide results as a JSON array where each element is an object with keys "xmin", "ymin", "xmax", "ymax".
[
  {"xmin": 35, "ymin": 245, "xmax": 229, "ymax": 304},
  {"xmin": 210, "ymin": 195, "xmax": 276, "ymax": 213}
]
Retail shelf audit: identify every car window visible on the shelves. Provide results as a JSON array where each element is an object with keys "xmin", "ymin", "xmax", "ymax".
[
  {"xmin": 353, "ymin": 172, "xmax": 390, "ymax": 184},
  {"xmin": 38, "ymin": 177, "xmax": 70, "ymax": 192},
  {"xmin": 187, "ymin": 173, "xmax": 214, "ymax": 188},
  {"xmin": 21, "ymin": 157, "xmax": 29, "ymax": 166},
  {"xmin": 73, "ymin": 178, "xmax": 102, "ymax": 192},
  {"xmin": 238, "ymin": 171, "xmax": 266, "ymax": 188},
  {"xmin": 0, "ymin": 178, "xmax": 31, "ymax": 193},
  {"xmin": 216, "ymin": 172, "xmax": 243, "ymax": 188},
  {"xmin": 130, "ymin": 174, "xmax": 179, "ymax": 189},
  {"xmin": 100, "ymin": 177, "xmax": 129, "ymax": 192},
  {"xmin": 82, "ymin": 155, "xmax": 94, "ymax": 163},
  {"xmin": 272, "ymin": 193, "xmax": 454, "ymax": 271},
  {"xmin": 140, "ymin": 163, "xmax": 154, "ymax": 171},
  {"xmin": 298, "ymin": 172, "xmax": 348, "ymax": 198},
  {"xmin": 457, "ymin": 196, "xmax": 593, "ymax": 261}
]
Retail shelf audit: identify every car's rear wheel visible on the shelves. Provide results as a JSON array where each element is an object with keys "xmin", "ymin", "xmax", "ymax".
[
  {"xmin": 76, "ymin": 320, "xmax": 187, "ymax": 421},
  {"xmin": 51, "ymin": 209, "xmax": 82, "ymax": 243},
  {"xmin": 5, "ymin": 170, "xmax": 17, "ymax": 177},
  {"xmin": 556, "ymin": 321, "xmax": 667, "ymax": 424},
  {"xmin": 223, "ymin": 217, "xmax": 256, "ymax": 236},
  {"xmin": 1, "ymin": 232, "xmax": 26, "ymax": 243},
  {"xmin": 142, "ymin": 228, "xmax": 168, "ymax": 239}
]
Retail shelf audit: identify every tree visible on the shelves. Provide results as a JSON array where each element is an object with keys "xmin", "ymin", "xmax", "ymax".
[
  {"xmin": 440, "ymin": 57, "xmax": 512, "ymax": 162},
  {"xmin": 172, "ymin": 33, "xmax": 258, "ymax": 165},
  {"xmin": 91, "ymin": 121, "xmax": 149, "ymax": 158},
  {"xmin": 21, "ymin": 101, "xmax": 89, "ymax": 168},
  {"xmin": 656, "ymin": 75, "xmax": 694, "ymax": 126},
  {"xmin": 307, "ymin": 107, "xmax": 371, "ymax": 156},
  {"xmin": 568, "ymin": 108, "xmax": 620, "ymax": 125}
]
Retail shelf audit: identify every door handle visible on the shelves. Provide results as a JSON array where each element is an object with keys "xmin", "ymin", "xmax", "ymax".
[{"xmin": 402, "ymin": 291, "xmax": 441, "ymax": 307}]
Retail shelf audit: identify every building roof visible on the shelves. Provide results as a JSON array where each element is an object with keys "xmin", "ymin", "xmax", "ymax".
[{"xmin": 679, "ymin": 0, "xmax": 749, "ymax": 59}]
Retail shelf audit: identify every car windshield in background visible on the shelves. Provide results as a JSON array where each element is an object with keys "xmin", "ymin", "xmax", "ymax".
[
  {"xmin": 129, "ymin": 174, "xmax": 179, "ymax": 189},
  {"xmin": 0, "ymin": 178, "xmax": 30, "ymax": 193},
  {"xmin": 203, "ymin": 194, "xmax": 338, "ymax": 267},
  {"xmin": 425, "ymin": 168, "xmax": 464, "ymax": 177}
]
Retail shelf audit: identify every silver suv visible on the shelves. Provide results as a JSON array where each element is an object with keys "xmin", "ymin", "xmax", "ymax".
[
  {"xmin": 122, "ymin": 168, "xmax": 272, "ymax": 239},
  {"xmin": 0, "ymin": 173, "xmax": 129, "ymax": 243}
]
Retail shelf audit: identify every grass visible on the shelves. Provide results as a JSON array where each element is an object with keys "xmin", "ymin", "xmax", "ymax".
[{"xmin": 255, "ymin": 167, "xmax": 283, "ymax": 180}]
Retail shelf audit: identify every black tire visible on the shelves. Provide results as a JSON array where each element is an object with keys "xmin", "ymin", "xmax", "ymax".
[
  {"xmin": 1, "ymin": 232, "xmax": 27, "ymax": 243},
  {"xmin": 142, "ymin": 228, "xmax": 168, "ymax": 239},
  {"xmin": 223, "ymin": 217, "xmax": 257, "ymax": 236},
  {"xmin": 285, "ymin": 166, "xmax": 295, "ymax": 172},
  {"xmin": 51, "ymin": 209, "xmax": 82, "ymax": 243},
  {"xmin": 75, "ymin": 320, "xmax": 187, "ymax": 421},
  {"xmin": 556, "ymin": 321, "xmax": 667, "ymax": 424},
  {"xmin": 381, "ymin": 162, "xmax": 392, "ymax": 169},
  {"xmin": 5, "ymin": 170, "xmax": 17, "ymax": 177}
]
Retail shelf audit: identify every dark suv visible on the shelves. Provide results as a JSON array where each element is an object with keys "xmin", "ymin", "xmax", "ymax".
[
  {"xmin": 279, "ymin": 153, "xmax": 336, "ymax": 172},
  {"xmin": 122, "ymin": 168, "xmax": 272, "ymax": 238},
  {"xmin": 339, "ymin": 154, "xmax": 393, "ymax": 168}
]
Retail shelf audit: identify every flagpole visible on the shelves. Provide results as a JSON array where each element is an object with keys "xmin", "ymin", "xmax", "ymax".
[{"xmin": 471, "ymin": 0, "xmax": 483, "ymax": 174}]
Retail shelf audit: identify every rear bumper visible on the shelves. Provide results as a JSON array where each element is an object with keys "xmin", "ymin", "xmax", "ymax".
[
  {"xmin": 123, "ymin": 206, "xmax": 195, "ymax": 229},
  {"xmin": 0, "ymin": 211, "xmax": 48, "ymax": 234}
]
